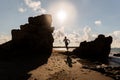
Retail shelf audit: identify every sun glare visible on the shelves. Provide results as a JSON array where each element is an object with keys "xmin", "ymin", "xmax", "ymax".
[
  {"xmin": 57, "ymin": 10, "xmax": 67, "ymax": 22},
  {"xmin": 48, "ymin": 1, "xmax": 77, "ymax": 27}
]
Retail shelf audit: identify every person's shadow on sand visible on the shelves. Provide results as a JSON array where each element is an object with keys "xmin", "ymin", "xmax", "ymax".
[
  {"xmin": 66, "ymin": 55, "xmax": 72, "ymax": 67},
  {"xmin": 65, "ymin": 51, "xmax": 72, "ymax": 67}
]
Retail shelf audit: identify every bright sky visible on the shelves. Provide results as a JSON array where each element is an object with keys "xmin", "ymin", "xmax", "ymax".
[{"xmin": 0, "ymin": 0, "xmax": 120, "ymax": 47}]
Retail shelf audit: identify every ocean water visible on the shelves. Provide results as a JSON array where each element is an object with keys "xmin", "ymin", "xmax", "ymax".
[
  {"xmin": 109, "ymin": 48, "xmax": 120, "ymax": 67},
  {"xmin": 111, "ymin": 48, "xmax": 120, "ymax": 54}
]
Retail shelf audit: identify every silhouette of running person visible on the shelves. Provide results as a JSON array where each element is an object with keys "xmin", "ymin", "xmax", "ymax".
[{"xmin": 63, "ymin": 36, "xmax": 70, "ymax": 51}]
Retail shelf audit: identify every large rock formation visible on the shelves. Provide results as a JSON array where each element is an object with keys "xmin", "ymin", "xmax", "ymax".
[
  {"xmin": 73, "ymin": 34, "xmax": 113, "ymax": 63},
  {"xmin": 0, "ymin": 14, "xmax": 54, "ymax": 63},
  {"xmin": 0, "ymin": 14, "xmax": 54, "ymax": 79}
]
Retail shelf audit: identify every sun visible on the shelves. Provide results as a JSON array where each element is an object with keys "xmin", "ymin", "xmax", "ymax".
[
  {"xmin": 48, "ymin": 1, "xmax": 77, "ymax": 26},
  {"xmin": 57, "ymin": 9, "xmax": 67, "ymax": 22}
]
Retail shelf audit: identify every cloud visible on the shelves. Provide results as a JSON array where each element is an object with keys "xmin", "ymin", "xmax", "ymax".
[
  {"xmin": 53, "ymin": 27, "xmax": 65, "ymax": 46},
  {"xmin": 18, "ymin": 7, "xmax": 26, "ymax": 13},
  {"xmin": 53, "ymin": 26, "xmax": 120, "ymax": 48},
  {"xmin": 24, "ymin": 0, "xmax": 46, "ymax": 13},
  {"xmin": 109, "ymin": 30, "xmax": 120, "ymax": 48},
  {"xmin": 112, "ymin": 31, "xmax": 120, "ymax": 38},
  {"xmin": 94, "ymin": 20, "xmax": 102, "ymax": 25},
  {"xmin": 0, "ymin": 34, "xmax": 11, "ymax": 44},
  {"xmin": 83, "ymin": 26, "xmax": 91, "ymax": 40},
  {"xmin": 53, "ymin": 26, "xmax": 97, "ymax": 46}
]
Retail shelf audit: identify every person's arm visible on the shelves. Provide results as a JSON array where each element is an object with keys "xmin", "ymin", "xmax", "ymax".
[{"xmin": 68, "ymin": 39, "xmax": 70, "ymax": 43}]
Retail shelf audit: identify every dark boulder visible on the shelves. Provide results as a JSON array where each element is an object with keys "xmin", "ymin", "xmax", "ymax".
[
  {"xmin": 0, "ymin": 14, "xmax": 54, "ymax": 80},
  {"xmin": 73, "ymin": 34, "xmax": 113, "ymax": 63},
  {"xmin": 0, "ymin": 14, "xmax": 54, "ymax": 62},
  {"xmin": 114, "ymin": 53, "xmax": 120, "ymax": 57}
]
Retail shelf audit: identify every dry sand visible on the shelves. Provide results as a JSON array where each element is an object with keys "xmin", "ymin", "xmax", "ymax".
[{"xmin": 28, "ymin": 50, "xmax": 113, "ymax": 80}]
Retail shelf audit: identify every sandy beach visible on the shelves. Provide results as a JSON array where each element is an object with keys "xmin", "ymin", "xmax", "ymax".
[{"xmin": 27, "ymin": 50, "xmax": 113, "ymax": 80}]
